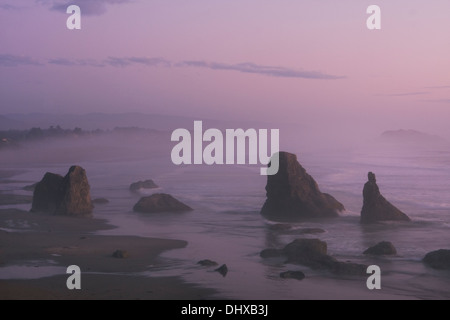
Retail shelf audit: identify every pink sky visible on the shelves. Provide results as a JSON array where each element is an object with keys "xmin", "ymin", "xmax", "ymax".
[{"xmin": 0, "ymin": 0, "xmax": 449, "ymax": 137}]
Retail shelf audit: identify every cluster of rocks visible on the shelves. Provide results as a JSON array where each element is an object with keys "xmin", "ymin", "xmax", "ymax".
[
  {"xmin": 197, "ymin": 259, "xmax": 228, "ymax": 277},
  {"xmin": 30, "ymin": 168, "xmax": 193, "ymax": 216},
  {"xmin": 260, "ymin": 151, "xmax": 411, "ymax": 224},
  {"xmin": 26, "ymin": 153, "xmax": 450, "ymax": 283},
  {"xmin": 258, "ymin": 151, "xmax": 450, "ymax": 277}
]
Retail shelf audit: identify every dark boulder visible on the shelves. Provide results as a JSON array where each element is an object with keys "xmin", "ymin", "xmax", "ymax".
[
  {"xmin": 280, "ymin": 271, "xmax": 305, "ymax": 280},
  {"xmin": 130, "ymin": 180, "xmax": 158, "ymax": 192},
  {"xmin": 283, "ymin": 238, "xmax": 328, "ymax": 263},
  {"xmin": 363, "ymin": 241, "xmax": 397, "ymax": 256},
  {"xmin": 261, "ymin": 152, "xmax": 344, "ymax": 221},
  {"xmin": 423, "ymin": 249, "xmax": 450, "ymax": 270},
  {"xmin": 133, "ymin": 193, "xmax": 192, "ymax": 213},
  {"xmin": 361, "ymin": 172, "xmax": 410, "ymax": 223},
  {"xmin": 197, "ymin": 259, "xmax": 218, "ymax": 267},
  {"xmin": 31, "ymin": 166, "xmax": 93, "ymax": 217}
]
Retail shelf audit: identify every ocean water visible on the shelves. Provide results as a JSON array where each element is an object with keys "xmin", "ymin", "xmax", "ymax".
[{"xmin": 2, "ymin": 140, "xmax": 450, "ymax": 299}]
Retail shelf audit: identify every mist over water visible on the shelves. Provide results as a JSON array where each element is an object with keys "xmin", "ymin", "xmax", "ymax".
[{"xmin": 2, "ymin": 123, "xmax": 450, "ymax": 299}]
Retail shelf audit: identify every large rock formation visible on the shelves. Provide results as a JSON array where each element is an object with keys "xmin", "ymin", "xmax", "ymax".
[
  {"xmin": 261, "ymin": 152, "xmax": 345, "ymax": 221},
  {"xmin": 31, "ymin": 166, "xmax": 93, "ymax": 217},
  {"xmin": 361, "ymin": 172, "xmax": 410, "ymax": 224},
  {"xmin": 133, "ymin": 193, "xmax": 192, "ymax": 213}
]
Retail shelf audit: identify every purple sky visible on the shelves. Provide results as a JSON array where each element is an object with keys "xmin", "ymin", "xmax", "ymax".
[{"xmin": 1, "ymin": 1, "xmax": 450, "ymax": 136}]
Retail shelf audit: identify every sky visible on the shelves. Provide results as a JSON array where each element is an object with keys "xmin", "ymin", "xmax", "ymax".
[{"xmin": 1, "ymin": 0, "xmax": 450, "ymax": 137}]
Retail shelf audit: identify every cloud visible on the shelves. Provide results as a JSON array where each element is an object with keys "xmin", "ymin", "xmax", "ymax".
[
  {"xmin": 1, "ymin": 53, "xmax": 345, "ymax": 82},
  {"xmin": 376, "ymin": 91, "xmax": 430, "ymax": 97},
  {"xmin": 424, "ymin": 86, "xmax": 450, "ymax": 89},
  {"xmin": 421, "ymin": 99, "xmax": 450, "ymax": 103},
  {"xmin": 0, "ymin": 4, "xmax": 20, "ymax": 10},
  {"xmin": 177, "ymin": 60, "xmax": 345, "ymax": 80},
  {"xmin": 105, "ymin": 57, "xmax": 171, "ymax": 67},
  {"xmin": 0, "ymin": 54, "xmax": 43, "ymax": 67},
  {"xmin": 46, "ymin": 0, "xmax": 131, "ymax": 16},
  {"xmin": 48, "ymin": 58, "xmax": 105, "ymax": 67}
]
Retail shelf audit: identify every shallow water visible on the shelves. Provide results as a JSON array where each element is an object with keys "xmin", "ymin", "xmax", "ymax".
[{"xmin": 2, "ymin": 141, "xmax": 450, "ymax": 299}]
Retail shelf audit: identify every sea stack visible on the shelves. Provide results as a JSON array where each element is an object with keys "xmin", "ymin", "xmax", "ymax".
[
  {"xmin": 31, "ymin": 166, "xmax": 93, "ymax": 217},
  {"xmin": 261, "ymin": 152, "xmax": 345, "ymax": 221},
  {"xmin": 360, "ymin": 172, "xmax": 410, "ymax": 224}
]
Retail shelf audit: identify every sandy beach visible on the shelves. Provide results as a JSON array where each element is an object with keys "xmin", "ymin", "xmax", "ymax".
[{"xmin": 0, "ymin": 207, "xmax": 216, "ymax": 300}]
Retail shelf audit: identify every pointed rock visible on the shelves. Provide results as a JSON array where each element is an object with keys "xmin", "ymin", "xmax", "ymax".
[
  {"xmin": 58, "ymin": 166, "xmax": 93, "ymax": 216},
  {"xmin": 261, "ymin": 152, "xmax": 344, "ymax": 221},
  {"xmin": 215, "ymin": 264, "xmax": 228, "ymax": 277},
  {"xmin": 361, "ymin": 172, "xmax": 410, "ymax": 224}
]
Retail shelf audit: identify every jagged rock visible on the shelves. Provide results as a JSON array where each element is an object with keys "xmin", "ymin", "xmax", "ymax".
[
  {"xmin": 112, "ymin": 250, "xmax": 129, "ymax": 259},
  {"xmin": 92, "ymin": 198, "xmax": 109, "ymax": 205},
  {"xmin": 423, "ymin": 249, "xmax": 450, "ymax": 270},
  {"xmin": 361, "ymin": 172, "xmax": 410, "ymax": 224},
  {"xmin": 261, "ymin": 152, "xmax": 344, "ymax": 221},
  {"xmin": 280, "ymin": 271, "xmax": 305, "ymax": 280},
  {"xmin": 197, "ymin": 259, "xmax": 218, "ymax": 267},
  {"xmin": 215, "ymin": 264, "xmax": 228, "ymax": 277},
  {"xmin": 130, "ymin": 180, "xmax": 158, "ymax": 192},
  {"xmin": 260, "ymin": 248, "xmax": 283, "ymax": 258},
  {"xmin": 133, "ymin": 193, "xmax": 192, "ymax": 213},
  {"xmin": 31, "ymin": 166, "xmax": 93, "ymax": 217},
  {"xmin": 363, "ymin": 241, "xmax": 397, "ymax": 256}
]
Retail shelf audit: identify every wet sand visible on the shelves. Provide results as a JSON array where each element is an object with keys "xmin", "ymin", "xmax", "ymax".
[{"xmin": 0, "ymin": 209, "xmax": 216, "ymax": 300}]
